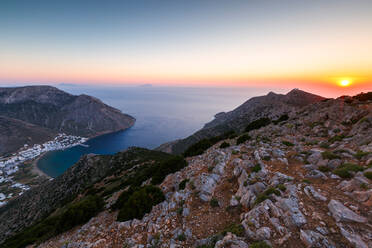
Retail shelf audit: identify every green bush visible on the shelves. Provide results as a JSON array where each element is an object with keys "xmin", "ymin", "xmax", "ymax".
[
  {"xmin": 263, "ymin": 156, "xmax": 271, "ymax": 161},
  {"xmin": 254, "ymin": 187, "xmax": 280, "ymax": 205},
  {"xmin": 178, "ymin": 179, "xmax": 189, "ymax": 190},
  {"xmin": 364, "ymin": 171, "xmax": 372, "ymax": 180},
  {"xmin": 318, "ymin": 166, "xmax": 330, "ymax": 172},
  {"xmin": 183, "ymin": 131, "xmax": 235, "ymax": 157},
  {"xmin": 111, "ymin": 186, "xmax": 138, "ymax": 210},
  {"xmin": 272, "ymin": 114, "xmax": 289, "ymax": 124},
  {"xmin": 177, "ymin": 233, "xmax": 186, "ymax": 241},
  {"xmin": 341, "ymin": 163, "xmax": 364, "ymax": 172},
  {"xmin": 2, "ymin": 195, "xmax": 104, "ymax": 248},
  {"xmin": 210, "ymin": 198, "xmax": 219, "ymax": 208},
  {"xmin": 332, "ymin": 163, "xmax": 364, "ymax": 179},
  {"xmin": 220, "ymin": 141, "xmax": 230, "ymax": 148},
  {"xmin": 321, "ymin": 151, "xmax": 340, "ymax": 160},
  {"xmin": 354, "ymin": 151, "xmax": 370, "ymax": 159},
  {"xmin": 152, "ymin": 156, "xmax": 187, "ymax": 185},
  {"xmin": 183, "ymin": 139, "xmax": 214, "ymax": 157},
  {"xmin": 117, "ymin": 185, "xmax": 165, "ymax": 222},
  {"xmin": 249, "ymin": 241, "xmax": 271, "ymax": 248},
  {"xmin": 328, "ymin": 135, "xmax": 345, "ymax": 143},
  {"xmin": 245, "ymin": 118, "xmax": 271, "ymax": 132},
  {"xmin": 237, "ymin": 134, "xmax": 251, "ymax": 145},
  {"xmin": 222, "ymin": 223, "xmax": 245, "ymax": 237},
  {"xmin": 57, "ymin": 195, "xmax": 104, "ymax": 233},
  {"xmin": 333, "ymin": 168, "xmax": 351, "ymax": 178},
  {"xmin": 251, "ymin": 164, "xmax": 261, "ymax": 173},
  {"xmin": 277, "ymin": 184, "xmax": 286, "ymax": 192},
  {"xmin": 319, "ymin": 142, "xmax": 330, "ymax": 149},
  {"xmin": 282, "ymin": 141, "xmax": 294, "ymax": 147}
]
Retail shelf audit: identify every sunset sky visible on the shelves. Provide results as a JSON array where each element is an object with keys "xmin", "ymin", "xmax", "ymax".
[{"xmin": 1, "ymin": 0, "xmax": 371, "ymax": 96}]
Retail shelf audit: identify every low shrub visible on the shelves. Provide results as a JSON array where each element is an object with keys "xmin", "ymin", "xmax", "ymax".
[
  {"xmin": 210, "ymin": 198, "xmax": 219, "ymax": 208},
  {"xmin": 333, "ymin": 168, "xmax": 351, "ymax": 178},
  {"xmin": 354, "ymin": 151, "xmax": 370, "ymax": 159},
  {"xmin": 328, "ymin": 135, "xmax": 345, "ymax": 143},
  {"xmin": 272, "ymin": 114, "xmax": 289, "ymax": 124},
  {"xmin": 341, "ymin": 163, "xmax": 364, "ymax": 172},
  {"xmin": 245, "ymin": 118, "xmax": 271, "ymax": 132},
  {"xmin": 222, "ymin": 223, "xmax": 245, "ymax": 237},
  {"xmin": 251, "ymin": 164, "xmax": 261, "ymax": 173},
  {"xmin": 282, "ymin": 141, "xmax": 294, "ymax": 147},
  {"xmin": 183, "ymin": 131, "xmax": 235, "ymax": 157},
  {"xmin": 117, "ymin": 185, "xmax": 165, "ymax": 222},
  {"xmin": 249, "ymin": 241, "xmax": 271, "ymax": 248},
  {"xmin": 152, "ymin": 156, "xmax": 187, "ymax": 185},
  {"xmin": 178, "ymin": 179, "xmax": 189, "ymax": 190},
  {"xmin": 254, "ymin": 187, "xmax": 280, "ymax": 205},
  {"xmin": 57, "ymin": 195, "xmax": 104, "ymax": 233},
  {"xmin": 219, "ymin": 141, "xmax": 230, "ymax": 148},
  {"xmin": 263, "ymin": 156, "xmax": 271, "ymax": 161},
  {"xmin": 363, "ymin": 171, "xmax": 372, "ymax": 180},
  {"xmin": 237, "ymin": 134, "xmax": 251, "ymax": 145},
  {"xmin": 332, "ymin": 164, "xmax": 362, "ymax": 179},
  {"xmin": 277, "ymin": 184, "xmax": 286, "ymax": 192},
  {"xmin": 318, "ymin": 166, "xmax": 330, "ymax": 172},
  {"xmin": 3, "ymin": 195, "xmax": 104, "ymax": 248},
  {"xmin": 177, "ymin": 233, "xmax": 186, "ymax": 241},
  {"xmin": 319, "ymin": 142, "xmax": 330, "ymax": 149},
  {"xmin": 321, "ymin": 151, "xmax": 340, "ymax": 160}
]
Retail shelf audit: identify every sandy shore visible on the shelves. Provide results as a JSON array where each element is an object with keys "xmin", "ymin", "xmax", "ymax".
[{"xmin": 31, "ymin": 152, "xmax": 51, "ymax": 178}]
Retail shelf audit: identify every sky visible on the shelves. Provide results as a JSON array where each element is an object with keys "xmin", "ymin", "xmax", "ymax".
[{"xmin": 0, "ymin": 0, "xmax": 371, "ymax": 97}]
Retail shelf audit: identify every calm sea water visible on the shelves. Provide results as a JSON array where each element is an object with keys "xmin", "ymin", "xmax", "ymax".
[{"xmin": 37, "ymin": 85, "xmax": 284, "ymax": 177}]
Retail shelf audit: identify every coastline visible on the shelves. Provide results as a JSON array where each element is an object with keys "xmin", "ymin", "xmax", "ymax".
[
  {"xmin": 31, "ymin": 152, "xmax": 51, "ymax": 178},
  {"xmin": 29, "ymin": 126, "xmax": 136, "ymax": 179}
]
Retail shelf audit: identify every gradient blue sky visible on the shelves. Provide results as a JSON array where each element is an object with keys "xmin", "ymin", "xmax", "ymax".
[{"xmin": 1, "ymin": 0, "xmax": 371, "ymax": 95}]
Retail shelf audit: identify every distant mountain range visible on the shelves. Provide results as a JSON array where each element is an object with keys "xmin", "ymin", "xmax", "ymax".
[
  {"xmin": 157, "ymin": 89, "xmax": 325, "ymax": 154},
  {"xmin": 0, "ymin": 86, "xmax": 135, "ymax": 156}
]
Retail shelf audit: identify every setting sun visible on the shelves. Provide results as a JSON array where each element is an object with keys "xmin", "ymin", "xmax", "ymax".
[{"xmin": 339, "ymin": 79, "xmax": 351, "ymax": 87}]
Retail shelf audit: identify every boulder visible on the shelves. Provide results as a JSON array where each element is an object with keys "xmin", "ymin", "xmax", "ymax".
[
  {"xmin": 300, "ymin": 229, "xmax": 335, "ymax": 248},
  {"xmin": 328, "ymin": 200, "xmax": 367, "ymax": 223}
]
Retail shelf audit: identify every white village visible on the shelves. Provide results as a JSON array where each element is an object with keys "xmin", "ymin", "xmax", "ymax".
[{"xmin": 0, "ymin": 133, "xmax": 87, "ymax": 206}]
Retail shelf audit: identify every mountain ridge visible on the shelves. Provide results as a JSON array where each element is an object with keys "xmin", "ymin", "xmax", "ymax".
[{"xmin": 158, "ymin": 88, "xmax": 325, "ymax": 155}]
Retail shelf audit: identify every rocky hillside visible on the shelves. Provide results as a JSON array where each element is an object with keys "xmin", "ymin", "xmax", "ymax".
[
  {"xmin": 0, "ymin": 116, "xmax": 57, "ymax": 156},
  {"xmin": 2, "ymin": 92, "xmax": 371, "ymax": 248},
  {"xmin": 0, "ymin": 86, "xmax": 135, "ymax": 155},
  {"xmin": 160, "ymin": 89, "xmax": 325, "ymax": 155}
]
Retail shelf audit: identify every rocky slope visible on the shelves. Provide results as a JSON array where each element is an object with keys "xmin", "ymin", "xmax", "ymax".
[
  {"xmin": 0, "ymin": 116, "xmax": 57, "ymax": 156},
  {"xmin": 0, "ymin": 86, "xmax": 135, "ymax": 156},
  {"xmin": 159, "ymin": 89, "xmax": 325, "ymax": 155},
  {"xmin": 2, "ymin": 91, "xmax": 371, "ymax": 248}
]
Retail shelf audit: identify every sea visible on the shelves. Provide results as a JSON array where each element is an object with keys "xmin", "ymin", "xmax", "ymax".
[{"xmin": 37, "ymin": 85, "xmax": 284, "ymax": 177}]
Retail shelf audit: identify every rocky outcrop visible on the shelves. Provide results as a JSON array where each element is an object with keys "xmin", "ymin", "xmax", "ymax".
[{"xmin": 0, "ymin": 86, "xmax": 135, "ymax": 155}]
